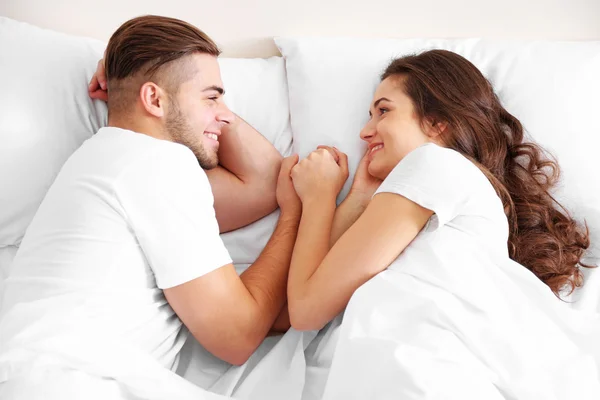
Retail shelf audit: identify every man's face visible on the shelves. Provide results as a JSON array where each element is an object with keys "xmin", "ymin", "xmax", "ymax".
[{"xmin": 165, "ymin": 53, "xmax": 233, "ymax": 169}]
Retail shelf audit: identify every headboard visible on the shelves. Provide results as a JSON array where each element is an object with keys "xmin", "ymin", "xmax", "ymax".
[{"xmin": 1, "ymin": 0, "xmax": 599, "ymax": 57}]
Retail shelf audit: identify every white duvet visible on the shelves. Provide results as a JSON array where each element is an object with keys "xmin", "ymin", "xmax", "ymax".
[
  {"xmin": 1, "ymin": 258, "xmax": 600, "ymax": 399},
  {"xmin": 321, "ymin": 258, "xmax": 600, "ymax": 399},
  {"xmin": 2, "ymin": 253, "xmax": 600, "ymax": 400},
  {"xmin": 178, "ymin": 246, "xmax": 600, "ymax": 400}
]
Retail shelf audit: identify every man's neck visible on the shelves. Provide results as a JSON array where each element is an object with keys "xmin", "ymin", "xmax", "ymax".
[{"xmin": 107, "ymin": 116, "xmax": 172, "ymax": 142}]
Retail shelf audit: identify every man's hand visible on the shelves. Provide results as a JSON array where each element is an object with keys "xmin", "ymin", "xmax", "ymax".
[
  {"xmin": 276, "ymin": 154, "xmax": 301, "ymax": 218},
  {"xmin": 88, "ymin": 58, "xmax": 108, "ymax": 102}
]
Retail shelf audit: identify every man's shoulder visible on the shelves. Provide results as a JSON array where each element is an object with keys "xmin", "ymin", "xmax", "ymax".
[
  {"xmin": 95, "ymin": 126, "xmax": 190, "ymax": 155},
  {"xmin": 91, "ymin": 127, "xmax": 199, "ymax": 174},
  {"xmin": 100, "ymin": 129, "xmax": 210, "ymax": 197}
]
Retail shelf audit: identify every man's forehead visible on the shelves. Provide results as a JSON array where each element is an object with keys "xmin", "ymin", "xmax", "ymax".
[{"xmin": 190, "ymin": 53, "xmax": 222, "ymax": 82}]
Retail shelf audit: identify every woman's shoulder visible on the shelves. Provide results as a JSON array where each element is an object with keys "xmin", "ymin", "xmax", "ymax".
[
  {"xmin": 388, "ymin": 143, "xmax": 484, "ymax": 185},
  {"xmin": 382, "ymin": 143, "xmax": 503, "ymax": 212},
  {"xmin": 406, "ymin": 143, "xmax": 475, "ymax": 168}
]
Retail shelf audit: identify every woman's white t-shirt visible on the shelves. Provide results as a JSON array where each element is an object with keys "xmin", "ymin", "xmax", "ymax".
[{"xmin": 322, "ymin": 143, "xmax": 600, "ymax": 399}]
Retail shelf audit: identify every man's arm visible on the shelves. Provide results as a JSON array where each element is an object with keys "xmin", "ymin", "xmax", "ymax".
[
  {"xmin": 164, "ymin": 215, "xmax": 298, "ymax": 365},
  {"xmin": 207, "ymin": 115, "xmax": 282, "ymax": 233},
  {"xmin": 164, "ymin": 156, "xmax": 301, "ymax": 365},
  {"xmin": 270, "ymin": 302, "xmax": 291, "ymax": 333},
  {"xmin": 88, "ymin": 59, "xmax": 281, "ymax": 233}
]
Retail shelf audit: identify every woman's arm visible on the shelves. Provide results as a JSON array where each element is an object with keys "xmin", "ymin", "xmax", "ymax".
[
  {"xmin": 317, "ymin": 146, "xmax": 383, "ymax": 248},
  {"xmin": 329, "ymin": 192, "xmax": 370, "ymax": 248},
  {"xmin": 288, "ymin": 192, "xmax": 433, "ymax": 331}
]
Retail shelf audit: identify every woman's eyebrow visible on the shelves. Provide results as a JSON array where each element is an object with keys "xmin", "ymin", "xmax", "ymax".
[{"xmin": 373, "ymin": 97, "xmax": 391, "ymax": 108}]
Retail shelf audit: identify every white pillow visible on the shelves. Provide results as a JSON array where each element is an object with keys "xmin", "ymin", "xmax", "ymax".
[
  {"xmin": 0, "ymin": 17, "xmax": 292, "ymax": 268},
  {"xmin": 275, "ymin": 37, "xmax": 600, "ymax": 258},
  {"xmin": 218, "ymin": 58, "xmax": 293, "ymax": 265},
  {"xmin": 0, "ymin": 17, "xmax": 107, "ymax": 246},
  {"xmin": 219, "ymin": 57, "xmax": 293, "ymax": 158}
]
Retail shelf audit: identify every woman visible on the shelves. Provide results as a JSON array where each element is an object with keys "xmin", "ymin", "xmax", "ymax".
[{"xmin": 288, "ymin": 50, "xmax": 599, "ymax": 399}]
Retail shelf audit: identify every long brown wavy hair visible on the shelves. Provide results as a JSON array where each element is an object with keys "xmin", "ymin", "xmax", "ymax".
[{"xmin": 383, "ymin": 50, "xmax": 591, "ymax": 296}]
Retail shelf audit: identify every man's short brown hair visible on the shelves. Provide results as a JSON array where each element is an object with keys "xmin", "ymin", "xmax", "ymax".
[{"xmin": 105, "ymin": 15, "xmax": 220, "ymax": 115}]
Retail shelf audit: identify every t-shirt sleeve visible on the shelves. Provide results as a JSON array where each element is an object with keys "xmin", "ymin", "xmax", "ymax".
[
  {"xmin": 115, "ymin": 144, "xmax": 232, "ymax": 289},
  {"xmin": 374, "ymin": 143, "xmax": 478, "ymax": 228}
]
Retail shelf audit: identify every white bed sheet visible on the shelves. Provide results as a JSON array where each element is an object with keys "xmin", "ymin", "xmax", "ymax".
[{"xmin": 0, "ymin": 246, "xmax": 18, "ymax": 311}]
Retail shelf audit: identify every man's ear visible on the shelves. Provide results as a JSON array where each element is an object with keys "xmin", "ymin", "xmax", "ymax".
[{"xmin": 139, "ymin": 82, "xmax": 166, "ymax": 118}]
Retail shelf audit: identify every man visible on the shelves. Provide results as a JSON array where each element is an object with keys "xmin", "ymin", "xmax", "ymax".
[{"xmin": 0, "ymin": 15, "xmax": 299, "ymax": 394}]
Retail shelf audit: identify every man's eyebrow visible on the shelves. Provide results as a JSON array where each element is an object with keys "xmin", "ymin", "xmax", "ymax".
[{"xmin": 202, "ymin": 85, "xmax": 225, "ymax": 95}]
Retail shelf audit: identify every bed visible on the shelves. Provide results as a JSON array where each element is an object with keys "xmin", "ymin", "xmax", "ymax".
[{"xmin": 1, "ymin": 3, "xmax": 600, "ymax": 399}]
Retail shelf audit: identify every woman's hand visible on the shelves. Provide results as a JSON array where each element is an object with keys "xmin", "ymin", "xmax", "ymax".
[
  {"xmin": 348, "ymin": 148, "xmax": 383, "ymax": 206},
  {"xmin": 291, "ymin": 147, "xmax": 349, "ymax": 204}
]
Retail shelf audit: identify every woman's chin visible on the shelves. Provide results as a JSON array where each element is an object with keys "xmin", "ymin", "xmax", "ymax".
[{"xmin": 367, "ymin": 161, "xmax": 385, "ymax": 181}]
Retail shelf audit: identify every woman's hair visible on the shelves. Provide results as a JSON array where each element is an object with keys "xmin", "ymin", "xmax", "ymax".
[{"xmin": 382, "ymin": 50, "xmax": 591, "ymax": 296}]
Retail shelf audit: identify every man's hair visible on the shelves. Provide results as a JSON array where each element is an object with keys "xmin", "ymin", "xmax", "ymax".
[{"xmin": 105, "ymin": 15, "xmax": 220, "ymax": 115}]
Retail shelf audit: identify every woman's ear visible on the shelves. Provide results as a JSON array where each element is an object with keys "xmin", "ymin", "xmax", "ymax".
[{"xmin": 425, "ymin": 118, "xmax": 448, "ymax": 138}]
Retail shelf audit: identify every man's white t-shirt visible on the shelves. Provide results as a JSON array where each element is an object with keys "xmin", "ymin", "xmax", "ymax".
[{"xmin": 0, "ymin": 127, "xmax": 232, "ymax": 371}]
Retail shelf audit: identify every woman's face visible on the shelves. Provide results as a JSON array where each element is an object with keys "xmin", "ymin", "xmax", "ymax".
[{"xmin": 360, "ymin": 76, "xmax": 435, "ymax": 180}]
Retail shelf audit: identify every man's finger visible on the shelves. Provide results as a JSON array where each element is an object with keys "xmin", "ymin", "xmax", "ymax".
[
  {"xmin": 90, "ymin": 90, "xmax": 109, "ymax": 102},
  {"xmin": 97, "ymin": 60, "xmax": 107, "ymax": 90},
  {"xmin": 88, "ymin": 75, "xmax": 98, "ymax": 91},
  {"xmin": 280, "ymin": 154, "xmax": 299, "ymax": 176}
]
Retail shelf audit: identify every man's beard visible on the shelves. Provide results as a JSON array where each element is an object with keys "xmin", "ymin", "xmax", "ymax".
[{"xmin": 165, "ymin": 101, "xmax": 218, "ymax": 170}]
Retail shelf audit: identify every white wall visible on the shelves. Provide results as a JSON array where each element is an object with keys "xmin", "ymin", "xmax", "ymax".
[{"xmin": 2, "ymin": 0, "xmax": 599, "ymax": 57}]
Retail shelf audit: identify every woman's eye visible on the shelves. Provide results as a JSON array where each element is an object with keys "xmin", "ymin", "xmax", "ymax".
[{"xmin": 379, "ymin": 107, "xmax": 389, "ymax": 115}]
